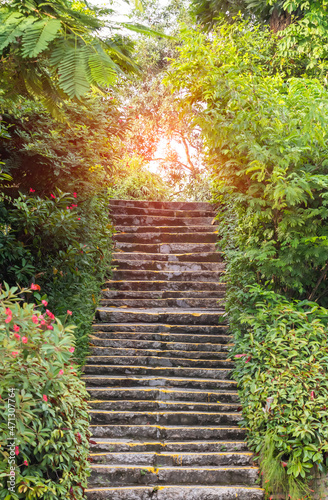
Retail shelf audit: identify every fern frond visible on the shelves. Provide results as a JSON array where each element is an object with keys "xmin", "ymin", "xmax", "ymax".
[
  {"xmin": 86, "ymin": 44, "xmax": 118, "ymax": 87},
  {"xmin": 57, "ymin": 46, "xmax": 90, "ymax": 99},
  {"xmin": 21, "ymin": 18, "xmax": 61, "ymax": 58},
  {"xmin": 0, "ymin": 13, "xmax": 35, "ymax": 52}
]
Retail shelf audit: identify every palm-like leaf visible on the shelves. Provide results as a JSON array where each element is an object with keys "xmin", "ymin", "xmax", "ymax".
[{"xmin": 21, "ymin": 18, "xmax": 62, "ymax": 58}]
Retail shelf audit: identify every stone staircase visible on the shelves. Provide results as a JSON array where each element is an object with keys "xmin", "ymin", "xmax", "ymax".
[{"xmin": 83, "ymin": 199, "xmax": 264, "ymax": 500}]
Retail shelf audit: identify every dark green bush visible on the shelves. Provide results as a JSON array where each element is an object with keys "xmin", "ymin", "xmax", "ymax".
[{"xmin": 0, "ymin": 284, "xmax": 91, "ymax": 499}]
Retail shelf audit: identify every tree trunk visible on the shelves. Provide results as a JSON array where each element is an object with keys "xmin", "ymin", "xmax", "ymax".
[{"xmin": 269, "ymin": 7, "xmax": 291, "ymax": 33}]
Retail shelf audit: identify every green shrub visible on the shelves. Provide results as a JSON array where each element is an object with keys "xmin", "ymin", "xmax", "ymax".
[
  {"xmin": 0, "ymin": 284, "xmax": 91, "ymax": 499},
  {"xmin": 0, "ymin": 189, "xmax": 114, "ymax": 364}
]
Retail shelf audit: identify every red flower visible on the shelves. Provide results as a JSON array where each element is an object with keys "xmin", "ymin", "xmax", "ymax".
[
  {"xmin": 22, "ymin": 337, "xmax": 28, "ymax": 344},
  {"xmin": 46, "ymin": 309, "xmax": 55, "ymax": 320},
  {"xmin": 23, "ymin": 460, "xmax": 28, "ymax": 466},
  {"xmin": 67, "ymin": 310, "xmax": 72, "ymax": 316},
  {"xmin": 14, "ymin": 333, "xmax": 20, "ymax": 340},
  {"xmin": 77, "ymin": 217, "xmax": 81, "ymax": 220},
  {"xmin": 311, "ymin": 391, "xmax": 315, "ymax": 400},
  {"xmin": 43, "ymin": 395, "xmax": 48, "ymax": 402},
  {"xmin": 69, "ymin": 347, "xmax": 75, "ymax": 353},
  {"xmin": 235, "ymin": 354, "xmax": 247, "ymax": 358},
  {"xmin": 5, "ymin": 308, "xmax": 12, "ymax": 324},
  {"xmin": 31, "ymin": 315, "xmax": 38, "ymax": 324},
  {"xmin": 48, "ymin": 325, "xmax": 54, "ymax": 330},
  {"xmin": 15, "ymin": 446, "xmax": 19, "ymax": 456},
  {"xmin": 31, "ymin": 283, "xmax": 41, "ymax": 291},
  {"xmin": 13, "ymin": 324, "xmax": 20, "ymax": 332},
  {"xmin": 73, "ymin": 192, "xmax": 77, "ymax": 198},
  {"xmin": 41, "ymin": 300, "xmax": 48, "ymax": 306},
  {"xmin": 281, "ymin": 461, "xmax": 288, "ymax": 467},
  {"xmin": 50, "ymin": 193, "xmax": 56, "ymax": 199},
  {"xmin": 245, "ymin": 356, "xmax": 252, "ymax": 363},
  {"xmin": 59, "ymin": 369, "xmax": 64, "ymax": 375},
  {"xmin": 11, "ymin": 351, "xmax": 19, "ymax": 357},
  {"xmin": 29, "ymin": 188, "xmax": 35, "ymax": 193}
]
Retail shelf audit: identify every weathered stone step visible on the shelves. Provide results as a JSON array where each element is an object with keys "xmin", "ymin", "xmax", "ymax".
[
  {"xmin": 90, "ymin": 451, "xmax": 252, "ymax": 467},
  {"xmin": 90, "ymin": 424, "xmax": 246, "ymax": 441},
  {"xmin": 100, "ymin": 298, "xmax": 224, "ymax": 309},
  {"xmin": 88, "ymin": 464, "xmax": 258, "ymax": 487},
  {"xmin": 89, "ymin": 410, "xmax": 242, "ymax": 426},
  {"xmin": 110, "ymin": 206, "xmax": 215, "ymax": 217},
  {"xmin": 96, "ymin": 308, "xmax": 225, "ymax": 325},
  {"xmin": 115, "ymin": 225, "xmax": 218, "ymax": 234},
  {"xmin": 92, "ymin": 323, "xmax": 229, "ymax": 335},
  {"xmin": 89, "ymin": 346, "xmax": 230, "ymax": 360},
  {"xmin": 82, "ymin": 375, "xmax": 237, "ymax": 390},
  {"xmin": 113, "ymin": 252, "xmax": 223, "ymax": 262},
  {"xmin": 112, "ymin": 215, "xmax": 215, "ymax": 227},
  {"xmin": 115, "ymin": 242, "xmax": 217, "ymax": 254},
  {"xmin": 83, "ymin": 365, "xmax": 232, "ymax": 380},
  {"xmin": 87, "ymin": 387, "xmax": 238, "ymax": 403},
  {"xmin": 112, "ymin": 260, "xmax": 224, "ymax": 272},
  {"xmin": 111, "ymin": 270, "xmax": 224, "ymax": 283},
  {"xmin": 105, "ymin": 280, "xmax": 225, "ymax": 292},
  {"xmin": 86, "ymin": 355, "xmax": 233, "ymax": 369},
  {"xmin": 101, "ymin": 290, "xmax": 225, "ymax": 300},
  {"xmin": 109, "ymin": 199, "xmax": 216, "ymax": 211},
  {"xmin": 89, "ymin": 400, "xmax": 239, "ymax": 413},
  {"xmin": 86, "ymin": 485, "xmax": 264, "ymax": 500},
  {"xmin": 90, "ymin": 338, "xmax": 231, "ymax": 352},
  {"xmin": 113, "ymin": 231, "xmax": 217, "ymax": 243},
  {"xmin": 90, "ymin": 439, "xmax": 248, "ymax": 453},
  {"xmin": 91, "ymin": 332, "xmax": 232, "ymax": 344}
]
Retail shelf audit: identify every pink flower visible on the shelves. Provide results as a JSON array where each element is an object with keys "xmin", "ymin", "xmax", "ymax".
[
  {"xmin": 119, "ymin": 119, "xmax": 122, "ymax": 123},
  {"xmin": 311, "ymin": 391, "xmax": 315, "ymax": 400},
  {"xmin": 31, "ymin": 283, "xmax": 41, "ymax": 291},
  {"xmin": 43, "ymin": 395, "xmax": 48, "ymax": 402},
  {"xmin": 48, "ymin": 325, "xmax": 54, "ymax": 330},
  {"xmin": 281, "ymin": 461, "xmax": 288, "ymax": 468},
  {"xmin": 66, "ymin": 206, "xmax": 70, "ymax": 210},
  {"xmin": 69, "ymin": 347, "xmax": 75, "ymax": 353},
  {"xmin": 5, "ymin": 316, "xmax": 12, "ymax": 324},
  {"xmin": 13, "ymin": 324, "xmax": 20, "ymax": 332},
  {"xmin": 245, "ymin": 356, "xmax": 252, "ymax": 363},
  {"xmin": 59, "ymin": 369, "xmax": 64, "ymax": 375},
  {"xmin": 77, "ymin": 218, "xmax": 81, "ymax": 220},
  {"xmin": 5, "ymin": 308, "xmax": 12, "ymax": 323},
  {"xmin": 15, "ymin": 446, "xmax": 19, "ymax": 456},
  {"xmin": 5, "ymin": 308, "xmax": 11, "ymax": 315},
  {"xmin": 40, "ymin": 320, "xmax": 46, "ymax": 326},
  {"xmin": 67, "ymin": 310, "xmax": 72, "ymax": 316},
  {"xmin": 235, "ymin": 354, "xmax": 247, "ymax": 358},
  {"xmin": 50, "ymin": 194, "xmax": 56, "ymax": 199},
  {"xmin": 29, "ymin": 188, "xmax": 35, "ymax": 193},
  {"xmin": 39, "ymin": 315, "xmax": 44, "ymax": 320},
  {"xmin": 46, "ymin": 309, "xmax": 55, "ymax": 320},
  {"xmin": 41, "ymin": 300, "xmax": 48, "ymax": 306},
  {"xmin": 14, "ymin": 333, "xmax": 20, "ymax": 340},
  {"xmin": 23, "ymin": 460, "xmax": 28, "ymax": 466},
  {"xmin": 22, "ymin": 337, "xmax": 28, "ymax": 344},
  {"xmin": 12, "ymin": 351, "xmax": 19, "ymax": 357},
  {"xmin": 73, "ymin": 192, "xmax": 77, "ymax": 198},
  {"xmin": 31, "ymin": 315, "xmax": 38, "ymax": 324}
]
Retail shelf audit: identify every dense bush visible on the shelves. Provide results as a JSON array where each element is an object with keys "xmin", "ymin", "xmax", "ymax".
[
  {"xmin": 0, "ymin": 284, "xmax": 91, "ymax": 499},
  {"xmin": 0, "ymin": 189, "xmax": 114, "ymax": 364},
  {"xmin": 167, "ymin": 19, "xmax": 328, "ymax": 498}
]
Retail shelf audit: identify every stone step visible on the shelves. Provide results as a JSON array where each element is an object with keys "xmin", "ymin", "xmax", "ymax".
[
  {"xmin": 86, "ymin": 355, "xmax": 233, "ymax": 369},
  {"xmin": 90, "ymin": 439, "xmax": 248, "ymax": 453},
  {"xmin": 100, "ymin": 298, "xmax": 224, "ymax": 309},
  {"xmin": 82, "ymin": 376, "xmax": 237, "ymax": 390},
  {"xmin": 92, "ymin": 323, "xmax": 229, "ymax": 334},
  {"xmin": 89, "ymin": 338, "xmax": 232, "ymax": 352},
  {"xmin": 101, "ymin": 290, "xmax": 225, "ymax": 300},
  {"xmin": 111, "ymin": 270, "xmax": 224, "ymax": 283},
  {"xmin": 113, "ymin": 231, "xmax": 217, "ymax": 244},
  {"xmin": 89, "ymin": 410, "xmax": 242, "ymax": 426},
  {"xmin": 96, "ymin": 308, "xmax": 226, "ymax": 325},
  {"xmin": 88, "ymin": 400, "xmax": 240, "ymax": 413},
  {"xmin": 90, "ymin": 424, "xmax": 246, "ymax": 441},
  {"xmin": 86, "ymin": 485, "xmax": 264, "ymax": 500},
  {"xmin": 88, "ymin": 464, "xmax": 258, "ymax": 487},
  {"xmin": 83, "ymin": 365, "xmax": 232, "ymax": 380},
  {"xmin": 115, "ymin": 225, "xmax": 218, "ymax": 234},
  {"xmin": 90, "ymin": 451, "xmax": 253, "ymax": 467},
  {"xmin": 105, "ymin": 280, "xmax": 225, "ymax": 292},
  {"xmin": 86, "ymin": 387, "xmax": 238, "ymax": 403},
  {"xmin": 113, "ymin": 252, "xmax": 223, "ymax": 262},
  {"xmin": 89, "ymin": 346, "xmax": 230, "ymax": 361},
  {"xmin": 115, "ymin": 242, "xmax": 217, "ymax": 253},
  {"xmin": 112, "ymin": 215, "xmax": 215, "ymax": 227},
  {"xmin": 109, "ymin": 199, "xmax": 216, "ymax": 211},
  {"xmin": 110, "ymin": 206, "xmax": 215, "ymax": 217},
  {"xmin": 91, "ymin": 332, "xmax": 232, "ymax": 344},
  {"xmin": 112, "ymin": 260, "xmax": 224, "ymax": 272}
]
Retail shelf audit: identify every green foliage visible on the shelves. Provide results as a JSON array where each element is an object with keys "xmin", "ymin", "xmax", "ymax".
[
  {"xmin": 0, "ymin": 189, "xmax": 114, "ymax": 363},
  {"xmin": 109, "ymin": 155, "xmax": 172, "ymax": 200},
  {"xmin": 0, "ymin": 284, "xmax": 91, "ymax": 499}
]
